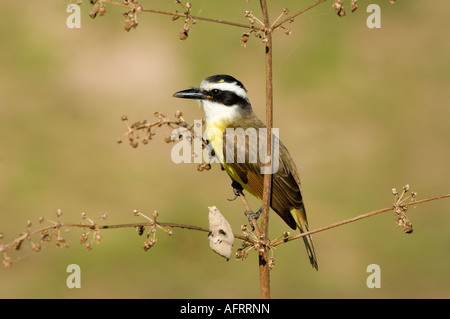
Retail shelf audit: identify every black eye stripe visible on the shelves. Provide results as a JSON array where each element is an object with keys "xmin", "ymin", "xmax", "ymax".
[{"xmin": 206, "ymin": 89, "xmax": 248, "ymax": 107}]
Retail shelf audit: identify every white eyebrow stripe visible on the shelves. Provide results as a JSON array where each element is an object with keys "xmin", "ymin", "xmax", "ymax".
[{"xmin": 200, "ymin": 81, "xmax": 248, "ymax": 100}]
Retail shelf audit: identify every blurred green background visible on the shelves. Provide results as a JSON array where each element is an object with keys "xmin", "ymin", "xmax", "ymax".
[{"xmin": 0, "ymin": 0, "xmax": 449, "ymax": 298}]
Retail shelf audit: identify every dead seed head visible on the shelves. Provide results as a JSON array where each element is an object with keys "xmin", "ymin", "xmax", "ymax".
[
  {"xmin": 124, "ymin": 19, "xmax": 138, "ymax": 32},
  {"xmin": 94, "ymin": 232, "xmax": 102, "ymax": 243},
  {"xmin": 333, "ymin": 0, "xmax": 346, "ymax": 17},
  {"xmin": 136, "ymin": 225, "xmax": 145, "ymax": 236},
  {"xmin": 179, "ymin": 29, "xmax": 189, "ymax": 40},
  {"xmin": 142, "ymin": 238, "xmax": 157, "ymax": 251},
  {"xmin": 236, "ymin": 248, "xmax": 249, "ymax": 261},
  {"xmin": 268, "ymin": 257, "xmax": 275, "ymax": 270},
  {"xmin": 31, "ymin": 242, "xmax": 41, "ymax": 252},
  {"xmin": 13, "ymin": 238, "xmax": 23, "ymax": 250},
  {"xmin": 98, "ymin": 5, "xmax": 106, "ymax": 16},
  {"xmin": 241, "ymin": 33, "xmax": 250, "ymax": 47},
  {"xmin": 3, "ymin": 256, "xmax": 12, "ymax": 268},
  {"xmin": 396, "ymin": 215, "xmax": 413, "ymax": 234},
  {"xmin": 350, "ymin": 0, "xmax": 358, "ymax": 12},
  {"xmin": 80, "ymin": 232, "xmax": 89, "ymax": 245},
  {"xmin": 55, "ymin": 238, "xmax": 69, "ymax": 248}
]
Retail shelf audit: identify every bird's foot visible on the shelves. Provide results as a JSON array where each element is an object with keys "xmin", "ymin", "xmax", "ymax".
[
  {"xmin": 228, "ymin": 181, "xmax": 244, "ymax": 201},
  {"xmin": 244, "ymin": 207, "xmax": 262, "ymax": 231}
]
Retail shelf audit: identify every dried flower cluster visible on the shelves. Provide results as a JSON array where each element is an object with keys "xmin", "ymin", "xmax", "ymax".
[
  {"xmin": 333, "ymin": 0, "xmax": 395, "ymax": 17},
  {"xmin": 235, "ymin": 224, "xmax": 276, "ymax": 268},
  {"xmin": 89, "ymin": 0, "xmax": 107, "ymax": 19},
  {"xmin": 117, "ymin": 112, "xmax": 188, "ymax": 148},
  {"xmin": 79, "ymin": 212, "xmax": 107, "ymax": 250},
  {"xmin": 392, "ymin": 184, "xmax": 415, "ymax": 234},
  {"xmin": 241, "ymin": 8, "xmax": 291, "ymax": 47},
  {"xmin": 88, "ymin": 0, "xmax": 142, "ymax": 32},
  {"xmin": 171, "ymin": 1, "xmax": 196, "ymax": 40},
  {"xmin": 0, "ymin": 207, "xmax": 177, "ymax": 268},
  {"xmin": 133, "ymin": 209, "xmax": 173, "ymax": 251},
  {"xmin": 122, "ymin": 0, "xmax": 142, "ymax": 32},
  {"xmin": 0, "ymin": 210, "xmax": 71, "ymax": 268},
  {"xmin": 117, "ymin": 112, "xmax": 211, "ymax": 172},
  {"xmin": 332, "ymin": 0, "xmax": 358, "ymax": 17}
]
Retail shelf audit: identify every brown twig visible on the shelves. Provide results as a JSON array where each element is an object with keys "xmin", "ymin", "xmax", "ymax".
[
  {"xmin": 259, "ymin": 0, "xmax": 273, "ymax": 300},
  {"xmin": 271, "ymin": 0, "xmax": 329, "ymax": 30},
  {"xmin": 271, "ymin": 192, "xmax": 450, "ymax": 247},
  {"xmin": 100, "ymin": 0, "xmax": 263, "ymax": 31},
  {"xmin": 237, "ymin": 190, "xmax": 261, "ymax": 238}
]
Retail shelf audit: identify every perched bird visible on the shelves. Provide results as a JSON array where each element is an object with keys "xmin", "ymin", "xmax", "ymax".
[{"xmin": 173, "ymin": 74, "xmax": 318, "ymax": 270}]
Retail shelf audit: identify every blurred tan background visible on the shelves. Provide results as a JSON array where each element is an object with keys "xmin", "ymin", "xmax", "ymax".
[{"xmin": 0, "ymin": 0, "xmax": 449, "ymax": 298}]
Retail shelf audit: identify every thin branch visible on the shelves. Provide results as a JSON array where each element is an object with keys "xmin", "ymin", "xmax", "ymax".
[
  {"xmin": 259, "ymin": 0, "xmax": 273, "ymax": 300},
  {"xmin": 2, "ymin": 192, "xmax": 449, "ymax": 269},
  {"xmin": 237, "ymin": 190, "xmax": 261, "ymax": 239},
  {"xmin": 101, "ymin": 0, "xmax": 263, "ymax": 31},
  {"xmin": 271, "ymin": 193, "xmax": 450, "ymax": 247},
  {"xmin": 271, "ymin": 0, "xmax": 329, "ymax": 30}
]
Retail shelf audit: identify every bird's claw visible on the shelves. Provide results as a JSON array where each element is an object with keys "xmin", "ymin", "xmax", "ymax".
[
  {"xmin": 228, "ymin": 181, "xmax": 244, "ymax": 201},
  {"xmin": 244, "ymin": 207, "xmax": 262, "ymax": 231},
  {"xmin": 227, "ymin": 187, "xmax": 241, "ymax": 201}
]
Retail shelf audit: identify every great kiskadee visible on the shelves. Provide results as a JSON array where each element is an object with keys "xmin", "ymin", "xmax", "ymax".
[{"xmin": 173, "ymin": 74, "xmax": 318, "ymax": 270}]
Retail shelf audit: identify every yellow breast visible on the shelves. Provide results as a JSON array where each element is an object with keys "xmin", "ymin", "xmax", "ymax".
[{"xmin": 205, "ymin": 121, "xmax": 257, "ymax": 197}]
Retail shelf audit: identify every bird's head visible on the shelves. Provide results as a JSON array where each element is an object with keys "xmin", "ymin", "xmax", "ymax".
[{"xmin": 173, "ymin": 74, "xmax": 253, "ymax": 124}]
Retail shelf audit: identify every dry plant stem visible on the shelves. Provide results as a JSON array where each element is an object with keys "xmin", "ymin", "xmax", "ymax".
[
  {"xmin": 101, "ymin": 0, "xmax": 262, "ymax": 31},
  {"xmin": 238, "ymin": 192, "xmax": 261, "ymax": 238},
  {"xmin": 259, "ymin": 0, "xmax": 273, "ymax": 300},
  {"xmin": 2, "ymin": 193, "xmax": 448, "ymax": 268},
  {"xmin": 271, "ymin": 193, "xmax": 450, "ymax": 247},
  {"xmin": 272, "ymin": 0, "xmax": 329, "ymax": 30}
]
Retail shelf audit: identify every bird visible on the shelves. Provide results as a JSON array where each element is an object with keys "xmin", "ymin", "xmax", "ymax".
[{"xmin": 173, "ymin": 74, "xmax": 318, "ymax": 270}]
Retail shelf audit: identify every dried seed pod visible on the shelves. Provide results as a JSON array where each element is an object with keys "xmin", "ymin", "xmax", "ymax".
[
  {"xmin": 333, "ymin": 0, "xmax": 346, "ymax": 17},
  {"xmin": 136, "ymin": 225, "xmax": 145, "ymax": 236},
  {"xmin": 241, "ymin": 33, "xmax": 250, "ymax": 47},
  {"xmin": 98, "ymin": 5, "xmax": 106, "ymax": 16},
  {"xmin": 80, "ymin": 232, "xmax": 89, "ymax": 245},
  {"xmin": 179, "ymin": 28, "xmax": 189, "ymax": 40},
  {"xmin": 350, "ymin": 0, "xmax": 358, "ymax": 12}
]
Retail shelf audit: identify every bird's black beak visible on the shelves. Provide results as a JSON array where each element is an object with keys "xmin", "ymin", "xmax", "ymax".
[{"xmin": 173, "ymin": 88, "xmax": 208, "ymax": 100}]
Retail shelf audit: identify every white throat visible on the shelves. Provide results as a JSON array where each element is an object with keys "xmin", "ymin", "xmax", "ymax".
[{"xmin": 201, "ymin": 99, "xmax": 241, "ymax": 126}]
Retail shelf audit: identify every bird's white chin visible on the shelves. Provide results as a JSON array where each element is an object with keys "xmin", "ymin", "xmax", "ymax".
[{"xmin": 202, "ymin": 100, "xmax": 241, "ymax": 125}]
